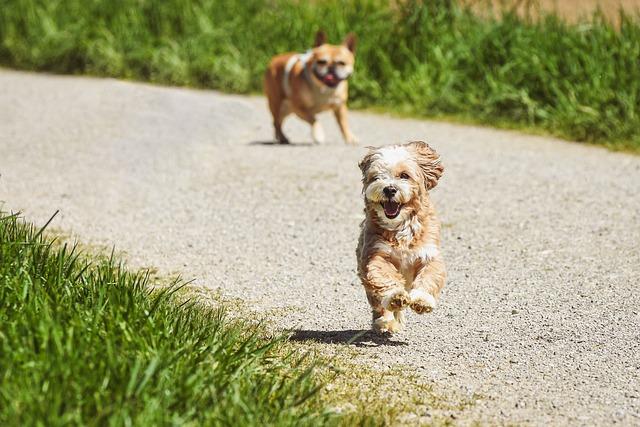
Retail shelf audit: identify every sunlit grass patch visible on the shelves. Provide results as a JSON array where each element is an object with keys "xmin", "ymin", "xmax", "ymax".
[{"xmin": 0, "ymin": 211, "xmax": 349, "ymax": 425}]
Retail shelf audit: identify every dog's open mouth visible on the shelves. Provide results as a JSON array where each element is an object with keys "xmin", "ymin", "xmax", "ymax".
[
  {"xmin": 314, "ymin": 69, "xmax": 342, "ymax": 88},
  {"xmin": 382, "ymin": 201, "xmax": 402, "ymax": 219},
  {"xmin": 321, "ymin": 73, "xmax": 340, "ymax": 87}
]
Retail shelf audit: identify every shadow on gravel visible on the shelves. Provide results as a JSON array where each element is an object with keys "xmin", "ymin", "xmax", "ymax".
[
  {"xmin": 289, "ymin": 329, "xmax": 408, "ymax": 347},
  {"xmin": 248, "ymin": 140, "xmax": 315, "ymax": 146}
]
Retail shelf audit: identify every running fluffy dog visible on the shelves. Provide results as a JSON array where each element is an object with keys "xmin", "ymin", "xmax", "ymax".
[
  {"xmin": 356, "ymin": 141, "xmax": 446, "ymax": 333},
  {"xmin": 264, "ymin": 31, "xmax": 357, "ymax": 144}
]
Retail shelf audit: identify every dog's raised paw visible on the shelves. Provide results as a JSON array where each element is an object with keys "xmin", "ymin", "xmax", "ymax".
[
  {"xmin": 382, "ymin": 289, "xmax": 410, "ymax": 311},
  {"xmin": 410, "ymin": 301, "xmax": 433, "ymax": 314},
  {"xmin": 409, "ymin": 289, "xmax": 436, "ymax": 314}
]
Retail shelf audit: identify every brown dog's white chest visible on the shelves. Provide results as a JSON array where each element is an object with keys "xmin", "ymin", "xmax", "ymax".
[{"xmin": 300, "ymin": 80, "xmax": 347, "ymax": 112}]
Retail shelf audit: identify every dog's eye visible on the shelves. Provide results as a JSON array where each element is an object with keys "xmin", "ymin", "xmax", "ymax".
[
  {"xmin": 400, "ymin": 172, "xmax": 410, "ymax": 180},
  {"xmin": 316, "ymin": 59, "xmax": 328, "ymax": 65},
  {"xmin": 336, "ymin": 60, "xmax": 346, "ymax": 66}
]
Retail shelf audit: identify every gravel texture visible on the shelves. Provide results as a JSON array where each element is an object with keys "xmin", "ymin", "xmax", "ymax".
[{"xmin": 1, "ymin": 69, "xmax": 639, "ymax": 425}]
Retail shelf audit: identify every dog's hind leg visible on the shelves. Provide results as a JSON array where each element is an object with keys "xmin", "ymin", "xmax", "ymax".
[
  {"xmin": 371, "ymin": 307, "xmax": 404, "ymax": 334},
  {"xmin": 367, "ymin": 290, "xmax": 408, "ymax": 334},
  {"xmin": 311, "ymin": 120, "xmax": 325, "ymax": 144},
  {"xmin": 296, "ymin": 111, "xmax": 324, "ymax": 144},
  {"xmin": 273, "ymin": 101, "xmax": 291, "ymax": 144},
  {"xmin": 393, "ymin": 310, "xmax": 406, "ymax": 328},
  {"xmin": 305, "ymin": 117, "xmax": 325, "ymax": 144},
  {"xmin": 264, "ymin": 71, "xmax": 290, "ymax": 144}
]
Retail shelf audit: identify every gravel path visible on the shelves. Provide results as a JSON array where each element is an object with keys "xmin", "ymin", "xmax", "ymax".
[{"xmin": 1, "ymin": 69, "xmax": 639, "ymax": 425}]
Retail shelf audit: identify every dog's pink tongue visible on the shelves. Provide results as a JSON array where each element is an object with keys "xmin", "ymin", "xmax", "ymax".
[
  {"xmin": 324, "ymin": 74, "xmax": 336, "ymax": 84},
  {"xmin": 383, "ymin": 201, "xmax": 399, "ymax": 215}
]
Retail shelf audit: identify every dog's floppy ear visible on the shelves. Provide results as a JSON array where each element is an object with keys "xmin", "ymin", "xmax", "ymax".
[
  {"xmin": 314, "ymin": 30, "xmax": 327, "ymax": 47},
  {"xmin": 358, "ymin": 146, "xmax": 378, "ymax": 179},
  {"xmin": 408, "ymin": 141, "xmax": 443, "ymax": 190},
  {"xmin": 342, "ymin": 32, "xmax": 357, "ymax": 53}
]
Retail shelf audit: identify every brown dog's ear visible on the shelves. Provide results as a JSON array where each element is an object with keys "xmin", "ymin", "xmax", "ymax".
[
  {"xmin": 408, "ymin": 141, "xmax": 443, "ymax": 190},
  {"xmin": 342, "ymin": 32, "xmax": 357, "ymax": 53},
  {"xmin": 358, "ymin": 146, "xmax": 378, "ymax": 179},
  {"xmin": 314, "ymin": 30, "xmax": 327, "ymax": 47}
]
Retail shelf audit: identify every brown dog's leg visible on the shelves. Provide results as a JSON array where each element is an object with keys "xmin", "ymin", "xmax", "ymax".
[
  {"xmin": 274, "ymin": 101, "xmax": 291, "ymax": 144},
  {"xmin": 409, "ymin": 255, "xmax": 446, "ymax": 314},
  {"xmin": 361, "ymin": 255, "xmax": 408, "ymax": 332},
  {"xmin": 268, "ymin": 99, "xmax": 289, "ymax": 144},
  {"xmin": 296, "ymin": 111, "xmax": 324, "ymax": 144},
  {"xmin": 333, "ymin": 104, "xmax": 357, "ymax": 144},
  {"xmin": 264, "ymin": 70, "xmax": 290, "ymax": 144}
]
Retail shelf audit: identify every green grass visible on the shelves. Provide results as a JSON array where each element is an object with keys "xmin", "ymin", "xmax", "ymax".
[
  {"xmin": 0, "ymin": 210, "xmax": 375, "ymax": 426},
  {"xmin": 1, "ymin": 0, "xmax": 639, "ymax": 150}
]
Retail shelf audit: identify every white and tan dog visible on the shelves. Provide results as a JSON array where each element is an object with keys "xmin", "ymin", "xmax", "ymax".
[
  {"xmin": 356, "ymin": 141, "xmax": 446, "ymax": 333},
  {"xmin": 264, "ymin": 30, "xmax": 357, "ymax": 144}
]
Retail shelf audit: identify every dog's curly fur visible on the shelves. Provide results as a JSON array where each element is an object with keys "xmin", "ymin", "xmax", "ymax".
[{"xmin": 356, "ymin": 141, "xmax": 446, "ymax": 333}]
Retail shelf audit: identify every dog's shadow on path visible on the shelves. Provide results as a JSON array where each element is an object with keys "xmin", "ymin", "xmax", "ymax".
[
  {"xmin": 289, "ymin": 329, "xmax": 408, "ymax": 347},
  {"xmin": 248, "ymin": 140, "xmax": 315, "ymax": 147}
]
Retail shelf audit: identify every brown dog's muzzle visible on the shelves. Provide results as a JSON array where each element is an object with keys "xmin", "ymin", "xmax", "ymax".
[{"xmin": 313, "ymin": 65, "xmax": 344, "ymax": 88}]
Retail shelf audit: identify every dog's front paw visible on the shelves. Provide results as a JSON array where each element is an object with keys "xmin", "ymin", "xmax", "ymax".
[
  {"xmin": 409, "ymin": 289, "xmax": 437, "ymax": 314},
  {"xmin": 345, "ymin": 133, "xmax": 358, "ymax": 145},
  {"xmin": 382, "ymin": 289, "xmax": 410, "ymax": 312}
]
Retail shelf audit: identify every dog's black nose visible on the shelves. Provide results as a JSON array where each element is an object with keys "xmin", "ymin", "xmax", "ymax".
[{"xmin": 383, "ymin": 186, "xmax": 397, "ymax": 198}]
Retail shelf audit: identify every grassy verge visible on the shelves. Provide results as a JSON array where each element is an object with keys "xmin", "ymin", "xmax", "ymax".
[
  {"xmin": 0, "ymin": 211, "xmax": 349, "ymax": 425},
  {"xmin": 1, "ymin": 0, "xmax": 638, "ymax": 151},
  {"xmin": 0, "ymin": 210, "xmax": 467, "ymax": 425}
]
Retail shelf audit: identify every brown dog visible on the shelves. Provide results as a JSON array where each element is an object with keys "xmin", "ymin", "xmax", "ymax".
[
  {"xmin": 357, "ymin": 142, "xmax": 446, "ymax": 333},
  {"xmin": 264, "ymin": 31, "xmax": 357, "ymax": 144}
]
